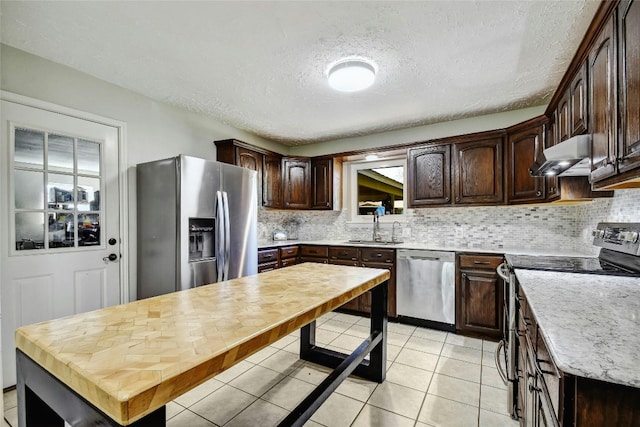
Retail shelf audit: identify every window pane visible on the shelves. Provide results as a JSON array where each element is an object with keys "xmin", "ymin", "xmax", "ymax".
[
  {"xmin": 15, "ymin": 170, "xmax": 44, "ymax": 209},
  {"xmin": 77, "ymin": 139, "xmax": 100, "ymax": 176},
  {"xmin": 48, "ymin": 134, "xmax": 74, "ymax": 173},
  {"xmin": 16, "ymin": 212, "xmax": 44, "ymax": 250},
  {"xmin": 48, "ymin": 212, "xmax": 74, "ymax": 248},
  {"xmin": 357, "ymin": 166, "xmax": 404, "ymax": 215},
  {"xmin": 15, "ymin": 128, "xmax": 44, "ymax": 168},
  {"xmin": 47, "ymin": 174, "xmax": 74, "ymax": 210},
  {"xmin": 78, "ymin": 213, "xmax": 100, "ymax": 246},
  {"xmin": 77, "ymin": 176, "xmax": 100, "ymax": 211}
]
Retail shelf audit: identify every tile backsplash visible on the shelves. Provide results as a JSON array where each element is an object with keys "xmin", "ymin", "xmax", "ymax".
[{"xmin": 258, "ymin": 189, "xmax": 640, "ymax": 254}]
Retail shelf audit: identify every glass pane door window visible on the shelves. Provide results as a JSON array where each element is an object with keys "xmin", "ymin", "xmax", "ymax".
[{"xmin": 13, "ymin": 127, "xmax": 102, "ymax": 252}]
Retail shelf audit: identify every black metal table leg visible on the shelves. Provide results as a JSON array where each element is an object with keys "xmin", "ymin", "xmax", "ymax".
[
  {"xmin": 16, "ymin": 350, "xmax": 166, "ymax": 427},
  {"xmin": 285, "ymin": 279, "xmax": 388, "ymax": 426}
]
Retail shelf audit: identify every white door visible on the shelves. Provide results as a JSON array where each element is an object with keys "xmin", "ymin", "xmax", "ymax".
[{"xmin": 1, "ymin": 100, "xmax": 122, "ymax": 387}]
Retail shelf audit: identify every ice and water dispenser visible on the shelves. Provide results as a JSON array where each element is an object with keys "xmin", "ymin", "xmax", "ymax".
[{"xmin": 188, "ymin": 218, "xmax": 215, "ymax": 261}]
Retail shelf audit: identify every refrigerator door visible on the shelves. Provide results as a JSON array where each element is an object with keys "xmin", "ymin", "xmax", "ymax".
[
  {"xmin": 180, "ymin": 156, "xmax": 220, "ymax": 290},
  {"xmin": 137, "ymin": 157, "xmax": 180, "ymax": 299},
  {"xmin": 220, "ymin": 162, "xmax": 258, "ymax": 280}
]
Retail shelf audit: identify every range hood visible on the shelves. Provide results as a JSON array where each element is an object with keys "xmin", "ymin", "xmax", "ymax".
[{"xmin": 529, "ymin": 134, "xmax": 590, "ymax": 177}]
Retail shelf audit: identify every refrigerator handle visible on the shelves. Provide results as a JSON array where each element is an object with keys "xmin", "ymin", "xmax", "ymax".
[
  {"xmin": 222, "ymin": 191, "xmax": 231, "ymax": 281},
  {"xmin": 215, "ymin": 191, "xmax": 225, "ymax": 282}
]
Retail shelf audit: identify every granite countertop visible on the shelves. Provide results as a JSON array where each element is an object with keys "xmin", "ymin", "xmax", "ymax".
[
  {"xmin": 514, "ymin": 269, "xmax": 640, "ymax": 388},
  {"xmin": 16, "ymin": 263, "xmax": 389, "ymax": 424},
  {"xmin": 259, "ymin": 239, "xmax": 592, "ymax": 257}
]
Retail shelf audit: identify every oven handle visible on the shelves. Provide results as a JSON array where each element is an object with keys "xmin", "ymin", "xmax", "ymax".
[
  {"xmin": 497, "ymin": 262, "xmax": 510, "ymax": 282},
  {"xmin": 495, "ymin": 340, "xmax": 509, "ymax": 386}
]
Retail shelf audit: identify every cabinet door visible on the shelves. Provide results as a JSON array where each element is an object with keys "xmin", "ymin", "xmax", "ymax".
[
  {"xmin": 557, "ymin": 91, "xmax": 571, "ymax": 142},
  {"xmin": 458, "ymin": 268, "xmax": 503, "ymax": 338},
  {"xmin": 453, "ymin": 137, "xmax": 504, "ymax": 205},
  {"xmin": 283, "ymin": 158, "xmax": 311, "ymax": 209},
  {"xmin": 589, "ymin": 15, "xmax": 618, "ymax": 182},
  {"xmin": 263, "ymin": 154, "xmax": 283, "ymax": 208},
  {"xmin": 618, "ymin": 0, "xmax": 640, "ymax": 174},
  {"xmin": 507, "ymin": 123, "xmax": 546, "ymax": 203},
  {"xmin": 360, "ymin": 261, "xmax": 396, "ymax": 318},
  {"xmin": 407, "ymin": 145, "xmax": 451, "ymax": 206},
  {"xmin": 545, "ymin": 119, "xmax": 560, "ymax": 201},
  {"xmin": 236, "ymin": 147, "xmax": 262, "ymax": 172},
  {"xmin": 311, "ymin": 158, "xmax": 333, "ymax": 210},
  {"xmin": 570, "ymin": 62, "xmax": 589, "ymax": 135}
]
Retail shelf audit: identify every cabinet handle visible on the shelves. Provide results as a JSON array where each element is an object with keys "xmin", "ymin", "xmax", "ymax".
[
  {"xmin": 462, "ymin": 273, "xmax": 468, "ymax": 279},
  {"xmin": 286, "ymin": 250, "xmax": 294, "ymax": 254},
  {"xmin": 455, "ymin": 196, "xmax": 461, "ymax": 203},
  {"xmin": 474, "ymin": 261, "xmax": 491, "ymax": 265},
  {"xmin": 445, "ymin": 197, "xmax": 450, "ymax": 202},
  {"xmin": 528, "ymin": 383, "xmax": 542, "ymax": 393},
  {"xmin": 536, "ymin": 191, "xmax": 542, "ymax": 197}
]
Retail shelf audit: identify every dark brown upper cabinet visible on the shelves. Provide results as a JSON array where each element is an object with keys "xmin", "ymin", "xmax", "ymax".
[
  {"xmin": 589, "ymin": 14, "xmax": 618, "ymax": 183},
  {"xmin": 544, "ymin": 118, "xmax": 560, "ymax": 201},
  {"xmin": 214, "ymin": 139, "xmax": 265, "ymax": 205},
  {"xmin": 407, "ymin": 144, "xmax": 451, "ymax": 206},
  {"xmin": 556, "ymin": 92, "xmax": 571, "ymax": 143},
  {"xmin": 617, "ymin": 0, "xmax": 640, "ymax": 175},
  {"xmin": 556, "ymin": 62, "xmax": 588, "ymax": 144},
  {"xmin": 452, "ymin": 136, "xmax": 504, "ymax": 205},
  {"xmin": 506, "ymin": 118, "xmax": 546, "ymax": 204},
  {"xmin": 283, "ymin": 157, "xmax": 311, "ymax": 209},
  {"xmin": 310, "ymin": 157, "xmax": 333, "ymax": 210},
  {"xmin": 263, "ymin": 154, "xmax": 283, "ymax": 208},
  {"xmin": 570, "ymin": 62, "xmax": 589, "ymax": 135}
]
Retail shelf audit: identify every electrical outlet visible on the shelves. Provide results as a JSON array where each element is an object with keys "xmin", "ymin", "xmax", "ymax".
[
  {"xmin": 455, "ymin": 226, "xmax": 464, "ymax": 239},
  {"xmin": 402, "ymin": 227, "xmax": 411, "ymax": 238}
]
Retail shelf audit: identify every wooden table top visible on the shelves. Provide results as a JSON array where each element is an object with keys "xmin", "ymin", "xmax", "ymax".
[{"xmin": 15, "ymin": 263, "xmax": 390, "ymax": 425}]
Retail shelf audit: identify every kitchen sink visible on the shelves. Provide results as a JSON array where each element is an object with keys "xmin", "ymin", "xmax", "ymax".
[{"xmin": 346, "ymin": 239, "xmax": 403, "ymax": 245}]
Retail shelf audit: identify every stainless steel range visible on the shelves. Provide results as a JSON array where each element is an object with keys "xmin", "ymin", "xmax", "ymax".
[{"xmin": 496, "ymin": 222, "xmax": 640, "ymax": 420}]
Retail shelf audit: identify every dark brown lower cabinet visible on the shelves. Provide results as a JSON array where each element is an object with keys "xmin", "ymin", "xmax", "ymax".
[
  {"xmin": 456, "ymin": 254, "xmax": 503, "ymax": 339},
  {"xmin": 518, "ymin": 285, "xmax": 640, "ymax": 427}
]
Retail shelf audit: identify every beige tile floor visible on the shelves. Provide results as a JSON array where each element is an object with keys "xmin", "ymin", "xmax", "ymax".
[{"xmin": 3, "ymin": 311, "xmax": 519, "ymax": 427}]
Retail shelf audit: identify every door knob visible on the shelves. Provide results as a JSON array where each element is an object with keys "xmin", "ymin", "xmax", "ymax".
[
  {"xmin": 108, "ymin": 238, "xmax": 117, "ymax": 246},
  {"xmin": 103, "ymin": 253, "xmax": 118, "ymax": 262}
]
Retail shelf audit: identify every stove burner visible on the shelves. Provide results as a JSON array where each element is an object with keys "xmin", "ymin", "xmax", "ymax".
[{"xmin": 505, "ymin": 254, "xmax": 639, "ymax": 277}]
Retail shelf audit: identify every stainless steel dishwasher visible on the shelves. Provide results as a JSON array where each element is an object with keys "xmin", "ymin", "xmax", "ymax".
[{"xmin": 396, "ymin": 249, "xmax": 456, "ymax": 331}]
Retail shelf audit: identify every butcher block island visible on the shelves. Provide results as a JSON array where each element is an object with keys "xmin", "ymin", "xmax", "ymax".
[{"xmin": 15, "ymin": 263, "xmax": 390, "ymax": 426}]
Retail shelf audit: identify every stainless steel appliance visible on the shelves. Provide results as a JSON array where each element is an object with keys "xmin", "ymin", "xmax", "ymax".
[
  {"xmin": 396, "ymin": 249, "xmax": 456, "ymax": 331},
  {"xmin": 496, "ymin": 222, "xmax": 640, "ymax": 420},
  {"xmin": 137, "ymin": 155, "xmax": 257, "ymax": 299}
]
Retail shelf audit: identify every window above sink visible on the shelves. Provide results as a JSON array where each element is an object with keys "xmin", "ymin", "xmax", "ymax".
[{"xmin": 344, "ymin": 154, "xmax": 407, "ymax": 224}]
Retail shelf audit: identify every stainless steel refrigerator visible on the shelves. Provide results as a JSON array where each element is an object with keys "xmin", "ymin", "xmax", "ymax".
[{"xmin": 137, "ymin": 155, "xmax": 257, "ymax": 299}]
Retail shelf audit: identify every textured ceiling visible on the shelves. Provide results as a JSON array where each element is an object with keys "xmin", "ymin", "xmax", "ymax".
[{"xmin": 0, "ymin": 1, "xmax": 600, "ymax": 146}]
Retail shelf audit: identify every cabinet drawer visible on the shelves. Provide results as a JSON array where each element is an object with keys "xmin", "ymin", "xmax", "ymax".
[
  {"xmin": 279, "ymin": 245, "xmax": 299, "ymax": 259},
  {"xmin": 536, "ymin": 332, "xmax": 561, "ymax": 419},
  {"xmin": 459, "ymin": 254, "xmax": 503, "ymax": 269},
  {"xmin": 299, "ymin": 257, "xmax": 328, "ymax": 264},
  {"xmin": 359, "ymin": 247, "xmax": 395, "ymax": 263},
  {"xmin": 258, "ymin": 248, "xmax": 279, "ymax": 264},
  {"xmin": 257, "ymin": 261, "xmax": 278, "ymax": 273},
  {"xmin": 281, "ymin": 257, "xmax": 298, "ymax": 268},
  {"xmin": 300, "ymin": 245, "xmax": 329, "ymax": 257},
  {"xmin": 329, "ymin": 246, "xmax": 358, "ymax": 261}
]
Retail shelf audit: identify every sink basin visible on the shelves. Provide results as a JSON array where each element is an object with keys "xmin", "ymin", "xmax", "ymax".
[{"xmin": 346, "ymin": 239, "xmax": 403, "ymax": 246}]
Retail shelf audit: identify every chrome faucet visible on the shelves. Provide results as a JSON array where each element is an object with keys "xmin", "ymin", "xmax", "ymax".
[
  {"xmin": 392, "ymin": 221, "xmax": 402, "ymax": 242},
  {"xmin": 372, "ymin": 213, "xmax": 382, "ymax": 242}
]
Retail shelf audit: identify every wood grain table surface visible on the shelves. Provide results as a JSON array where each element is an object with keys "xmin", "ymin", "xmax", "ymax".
[{"xmin": 15, "ymin": 263, "xmax": 390, "ymax": 425}]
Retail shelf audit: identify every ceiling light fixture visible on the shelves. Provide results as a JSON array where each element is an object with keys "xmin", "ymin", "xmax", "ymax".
[{"xmin": 327, "ymin": 58, "xmax": 377, "ymax": 92}]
